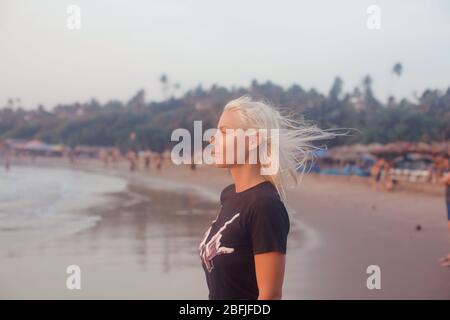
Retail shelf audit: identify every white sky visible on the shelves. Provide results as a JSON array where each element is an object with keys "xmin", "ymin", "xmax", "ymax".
[{"xmin": 0, "ymin": 0, "xmax": 449, "ymax": 109}]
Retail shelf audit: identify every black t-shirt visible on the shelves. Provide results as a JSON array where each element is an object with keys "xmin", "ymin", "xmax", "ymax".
[{"xmin": 198, "ymin": 180, "xmax": 290, "ymax": 300}]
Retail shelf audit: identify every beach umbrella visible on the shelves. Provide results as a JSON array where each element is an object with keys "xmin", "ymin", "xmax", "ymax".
[
  {"xmin": 50, "ymin": 144, "xmax": 65, "ymax": 152},
  {"xmin": 24, "ymin": 139, "xmax": 48, "ymax": 151},
  {"xmin": 367, "ymin": 143, "xmax": 384, "ymax": 154},
  {"xmin": 413, "ymin": 142, "xmax": 432, "ymax": 154}
]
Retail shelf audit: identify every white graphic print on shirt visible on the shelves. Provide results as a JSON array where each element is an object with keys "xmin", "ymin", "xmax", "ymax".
[{"xmin": 198, "ymin": 213, "xmax": 240, "ymax": 272}]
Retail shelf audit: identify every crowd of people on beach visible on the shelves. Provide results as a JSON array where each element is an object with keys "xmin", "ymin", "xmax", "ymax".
[
  {"xmin": 370, "ymin": 153, "xmax": 450, "ymax": 191},
  {"xmin": 87, "ymin": 147, "xmax": 166, "ymax": 172}
]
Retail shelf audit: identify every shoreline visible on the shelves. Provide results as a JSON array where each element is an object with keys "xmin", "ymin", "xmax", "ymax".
[
  {"xmin": 2, "ymin": 156, "xmax": 450, "ymax": 299},
  {"xmin": 1, "ymin": 161, "xmax": 224, "ymax": 299},
  {"xmin": 8, "ymin": 157, "xmax": 317, "ymax": 261}
]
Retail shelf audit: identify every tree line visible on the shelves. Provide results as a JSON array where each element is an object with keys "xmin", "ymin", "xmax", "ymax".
[{"xmin": 1, "ymin": 74, "xmax": 449, "ymax": 153}]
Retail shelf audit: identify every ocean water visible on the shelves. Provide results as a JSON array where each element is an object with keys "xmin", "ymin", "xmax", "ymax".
[
  {"xmin": 0, "ymin": 166, "xmax": 128, "ymax": 252},
  {"xmin": 0, "ymin": 165, "xmax": 221, "ymax": 298}
]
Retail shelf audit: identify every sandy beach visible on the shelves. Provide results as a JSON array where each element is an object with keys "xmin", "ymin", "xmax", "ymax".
[{"xmin": 1, "ymin": 156, "xmax": 449, "ymax": 299}]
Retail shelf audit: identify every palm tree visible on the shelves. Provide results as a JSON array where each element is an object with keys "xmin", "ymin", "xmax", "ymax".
[
  {"xmin": 388, "ymin": 62, "xmax": 403, "ymax": 106},
  {"xmin": 160, "ymin": 74, "xmax": 169, "ymax": 100},
  {"xmin": 392, "ymin": 63, "xmax": 403, "ymax": 77}
]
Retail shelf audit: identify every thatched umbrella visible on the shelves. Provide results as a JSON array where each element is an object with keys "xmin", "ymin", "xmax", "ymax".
[
  {"xmin": 326, "ymin": 144, "xmax": 371, "ymax": 161},
  {"xmin": 367, "ymin": 143, "xmax": 384, "ymax": 154},
  {"xmin": 430, "ymin": 142, "xmax": 449, "ymax": 156}
]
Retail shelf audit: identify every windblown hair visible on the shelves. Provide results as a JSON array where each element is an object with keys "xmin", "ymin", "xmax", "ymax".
[{"xmin": 224, "ymin": 95, "xmax": 338, "ymax": 207}]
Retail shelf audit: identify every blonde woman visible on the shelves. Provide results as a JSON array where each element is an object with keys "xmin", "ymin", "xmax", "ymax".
[{"xmin": 198, "ymin": 95, "xmax": 336, "ymax": 300}]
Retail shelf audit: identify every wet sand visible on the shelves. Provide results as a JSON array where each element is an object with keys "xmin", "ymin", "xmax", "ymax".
[
  {"xmin": 1, "ymin": 157, "xmax": 449, "ymax": 299},
  {"xmin": 0, "ymin": 170, "xmax": 225, "ymax": 299}
]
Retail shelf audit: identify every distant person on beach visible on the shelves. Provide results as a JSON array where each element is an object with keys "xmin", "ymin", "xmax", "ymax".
[
  {"xmin": 111, "ymin": 148, "xmax": 121, "ymax": 167},
  {"xmin": 143, "ymin": 149, "xmax": 152, "ymax": 169},
  {"xmin": 4, "ymin": 151, "xmax": 11, "ymax": 171},
  {"xmin": 370, "ymin": 158, "xmax": 384, "ymax": 188},
  {"xmin": 438, "ymin": 155, "xmax": 450, "ymax": 268},
  {"xmin": 99, "ymin": 149, "xmax": 109, "ymax": 166},
  {"xmin": 439, "ymin": 169, "xmax": 450, "ymax": 231},
  {"xmin": 155, "ymin": 152, "xmax": 163, "ymax": 171},
  {"xmin": 440, "ymin": 155, "xmax": 450, "ymax": 267},
  {"xmin": 190, "ymin": 153, "xmax": 197, "ymax": 171},
  {"xmin": 198, "ymin": 95, "xmax": 335, "ymax": 300},
  {"xmin": 384, "ymin": 160, "xmax": 395, "ymax": 191},
  {"xmin": 433, "ymin": 153, "xmax": 449, "ymax": 182},
  {"xmin": 127, "ymin": 150, "xmax": 138, "ymax": 171},
  {"xmin": 68, "ymin": 148, "xmax": 76, "ymax": 165}
]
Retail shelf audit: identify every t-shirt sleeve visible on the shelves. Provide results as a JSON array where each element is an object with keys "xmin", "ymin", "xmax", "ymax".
[{"xmin": 247, "ymin": 197, "xmax": 290, "ymax": 255}]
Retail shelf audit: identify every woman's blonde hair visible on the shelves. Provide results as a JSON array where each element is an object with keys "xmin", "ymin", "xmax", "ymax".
[{"xmin": 224, "ymin": 94, "xmax": 338, "ymax": 207}]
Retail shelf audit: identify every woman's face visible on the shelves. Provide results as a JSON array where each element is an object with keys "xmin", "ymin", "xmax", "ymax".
[{"xmin": 210, "ymin": 109, "xmax": 251, "ymax": 168}]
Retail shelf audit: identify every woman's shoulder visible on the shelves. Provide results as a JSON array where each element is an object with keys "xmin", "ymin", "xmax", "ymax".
[
  {"xmin": 249, "ymin": 191, "xmax": 287, "ymax": 214},
  {"xmin": 245, "ymin": 185, "xmax": 290, "ymax": 235},
  {"xmin": 247, "ymin": 181, "xmax": 282, "ymax": 203},
  {"xmin": 246, "ymin": 183, "xmax": 288, "ymax": 218},
  {"xmin": 220, "ymin": 183, "xmax": 236, "ymax": 204}
]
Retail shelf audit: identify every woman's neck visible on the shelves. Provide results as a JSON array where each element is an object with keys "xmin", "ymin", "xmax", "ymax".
[{"xmin": 230, "ymin": 164, "xmax": 266, "ymax": 193}]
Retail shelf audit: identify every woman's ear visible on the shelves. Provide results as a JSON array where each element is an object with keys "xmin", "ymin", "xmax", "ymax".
[
  {"xmin": 247, "ymin": 129, "xmax": 260, "ymax": 151},
  {"xmin": 246, "ymin": 130, "xmax": 263, "ymax": 166}
]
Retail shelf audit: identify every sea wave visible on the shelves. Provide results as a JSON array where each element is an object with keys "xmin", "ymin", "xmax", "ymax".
[{"xmin": 0, "ymin": 166, "xmax": 128, "ymax": 252}]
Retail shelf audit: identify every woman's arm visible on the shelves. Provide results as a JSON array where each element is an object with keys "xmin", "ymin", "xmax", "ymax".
[
  {"xmin": 254, "ymin": 252, "xmax": 286, "ymax": 300},
  {"xmin": 440, "ymin": 173, "xmax": 450, "ymax": 185}
]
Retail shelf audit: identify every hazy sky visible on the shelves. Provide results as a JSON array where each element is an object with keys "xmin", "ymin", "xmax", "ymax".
[{"xmin": 1, "ymin": 0, "xmax": 449, "ymax": 109}]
